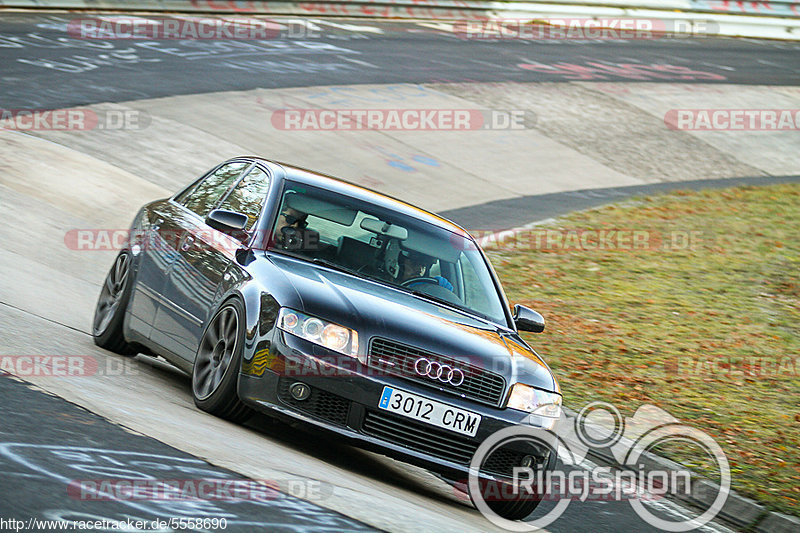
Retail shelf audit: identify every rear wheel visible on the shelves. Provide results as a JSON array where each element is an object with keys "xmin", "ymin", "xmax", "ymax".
[
  {"xmin": 93, "ymin": 251, "xmax": 136, "ymax": 355},
  {"xmin": 192, "ymin": 298, "xmax": 252, "ymax": 423}
]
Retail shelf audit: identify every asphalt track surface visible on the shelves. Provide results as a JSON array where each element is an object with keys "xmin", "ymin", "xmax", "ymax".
[
  {"xmin": 0, "ymin": 376, "xmax": 376, "ymax": 532},
  {"xmin": 0, "ymin": 364, "xmax": 732, "ymax": 533},
  {"xmin": 1, "ymin": 10, "xmax": 794, "ymax": 533},
  {"xmin": 0, "ymin": 13, "xmax": 799, "ymax": 110},
  {"xmin": 441, "ymin": 174, "xmax": 800, "ymax": 229}
]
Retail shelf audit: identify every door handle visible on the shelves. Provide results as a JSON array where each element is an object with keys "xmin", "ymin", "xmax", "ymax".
[{"xmin": 181, "ymin": 234, "xmax": 194, "ymax": 251}]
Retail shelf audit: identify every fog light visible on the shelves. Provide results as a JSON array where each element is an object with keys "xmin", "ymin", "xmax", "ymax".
[
  {"xmin": 521, "ymin": 455, "xmax": 535, "ymax": 468},
  {"xmin": 289, "ymin": 382, "xmax": 311, "ymax": 401}
]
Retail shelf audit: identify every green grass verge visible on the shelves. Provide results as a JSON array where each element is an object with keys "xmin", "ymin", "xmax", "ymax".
[{"xmin": 489, "ymin": 183, "xmax": 800, "ymax": 516}]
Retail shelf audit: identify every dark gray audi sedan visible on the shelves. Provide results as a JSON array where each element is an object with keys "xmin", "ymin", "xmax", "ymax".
[{"xmin": 93, "ymin": 157, "xmax": 562, "ymax": 519}]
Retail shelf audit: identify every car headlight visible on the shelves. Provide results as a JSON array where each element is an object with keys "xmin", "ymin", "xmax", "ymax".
[
  {"xmin": 507, "ymin": 383, "xmax": 562, "ymax": 418},
  {"xmin": 277, "ymin": 308, "xmax": 359, "ymax": 357}
]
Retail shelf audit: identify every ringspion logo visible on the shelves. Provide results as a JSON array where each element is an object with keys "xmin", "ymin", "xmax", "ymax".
[{"xmin": 470, "ymin": 402, "xmax": 730, "ymax": 531}]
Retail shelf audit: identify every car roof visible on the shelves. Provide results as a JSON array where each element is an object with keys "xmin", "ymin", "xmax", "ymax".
[{"xmin": 250, "ymin": 157, "xmax": 472, "ymax": 238}]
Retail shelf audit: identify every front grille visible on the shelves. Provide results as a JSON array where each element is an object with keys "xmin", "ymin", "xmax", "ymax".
[
  {"xmin": 278, "ymin": 379, "xmax": 350, "ymax": 426},
  {"xmin": 362, "ymin": 410, "xmax": 477, "ymax": 464},
  {"xmin": 368, "ymin": 338, "xmax": 506, "ymax": 406},
  {"xmin": 362, "ymin": 411, "xmax": 543, "ymax": 476}
]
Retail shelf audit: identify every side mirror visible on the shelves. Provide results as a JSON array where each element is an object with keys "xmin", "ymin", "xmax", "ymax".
[
  {"xmin": 206, "ymin": 209, "xmax": 248, "ymax": 232},
  {"xmin": 513, "ymin": 304, "xmax": 545, "ymax": 333}
]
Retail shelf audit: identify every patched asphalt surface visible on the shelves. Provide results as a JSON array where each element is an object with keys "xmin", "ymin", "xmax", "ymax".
[
  {"xmin": 0, "ymin": 375, "xmax": 377, "ymax": 532},
  {"xmin": 1, "ymin": 13, "xmax": 799, "ymax": 110}
]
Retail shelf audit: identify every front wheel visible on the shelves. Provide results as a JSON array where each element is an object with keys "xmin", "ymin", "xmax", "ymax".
[
  {"xmin": 192, "ymin": 298, "xmax": 252, "ymax": 423},
  {"xmin": 470, "ymin": 445, "xmax": 558, "ymax": 521},
  {"xmin": 93, "ymin": 251, "xmax": 136, "ymax": 355}
]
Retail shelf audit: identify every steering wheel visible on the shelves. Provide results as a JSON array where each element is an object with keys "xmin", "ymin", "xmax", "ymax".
[
  {"xmin": 401, "ymin": 276, "xmax": 462, "ymax": 305},
  {"xmin": 401, "ymin": 276, "xmax": 440, "ymax": 288}
]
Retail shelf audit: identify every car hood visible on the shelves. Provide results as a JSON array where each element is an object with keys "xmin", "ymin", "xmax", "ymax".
[{"xmin": 265, "ymin": 254, "xmax": 558, "ymax": 393}]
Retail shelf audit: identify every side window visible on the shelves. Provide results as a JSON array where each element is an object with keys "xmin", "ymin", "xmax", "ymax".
[
  {"xmin": 217, "ymin": 166, "xmax": 271, "ymax": 230},
  {"xmin": 181, "ymin": 162, "xmax": 249, "ymax": 217}
]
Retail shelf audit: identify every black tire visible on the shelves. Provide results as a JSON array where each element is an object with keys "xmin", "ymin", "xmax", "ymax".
[
  {"xmin": 485, "ymin": 489, "xmax": 543, "ymax": 521},
  {"xmin": 191, "ymin": 298, "xmax": 253, "ymax": 423},
  {"xmin": 92, "ymin": 251, "xmax": 137, "ymax": 355},
  {"xmin": 471, "ymin": 446, "xmax": 557, "ymax": 521},
  {"xmin": 470, "ymin": 477, "xmax": 544, "ymax": 521}
]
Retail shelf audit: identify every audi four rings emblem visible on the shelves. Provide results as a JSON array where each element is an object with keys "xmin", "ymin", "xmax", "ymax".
[{"xmin": 414, "ymin": 358, "xmax": 465, "ymax": 386}]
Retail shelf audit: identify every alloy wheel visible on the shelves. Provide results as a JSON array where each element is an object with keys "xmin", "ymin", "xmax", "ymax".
[
  {"xmin": 193, "ymin": 305, "xmax": 239, "ymax": 400},
  {"xmin": 93, "ymin": 252, "xmax": 130, "ymax": 336}
]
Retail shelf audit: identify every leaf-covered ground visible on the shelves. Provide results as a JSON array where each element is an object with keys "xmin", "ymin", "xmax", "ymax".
[{"xmin": 490, "ymin": 183, "xmax": 800, "ymax": 516}]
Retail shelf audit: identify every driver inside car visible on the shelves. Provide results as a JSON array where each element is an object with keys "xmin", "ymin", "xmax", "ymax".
[{"xmin": 398, "ymin": 250, "xmax": 454, "ymax": 291}]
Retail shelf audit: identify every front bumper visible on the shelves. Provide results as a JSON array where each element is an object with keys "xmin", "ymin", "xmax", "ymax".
[{"xmin": 238, "ymin": 331, "xmax": 557, "ymax": 480}]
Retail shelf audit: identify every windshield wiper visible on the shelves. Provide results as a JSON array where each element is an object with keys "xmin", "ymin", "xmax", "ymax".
[
  {"xmin": 407, "ymin": 289, "xmax": 474, "ymax": 317},
  {"xmin": 407, "ymin": 289, "xmax": 500, "ymax": 327},
  {"xmin": 310, "ymin": 258, "xmax": 385, "ymax": 282}
]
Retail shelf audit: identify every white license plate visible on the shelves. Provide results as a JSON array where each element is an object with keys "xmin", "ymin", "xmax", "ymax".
[{"xmin": 378, "ymin": 386, "xmax": 481, "ymax": 437}]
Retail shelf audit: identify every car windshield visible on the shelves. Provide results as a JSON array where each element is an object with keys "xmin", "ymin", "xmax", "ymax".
[{"xmin": 267, "ymin": 181, "xmax": 508, "ymax": 325}]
